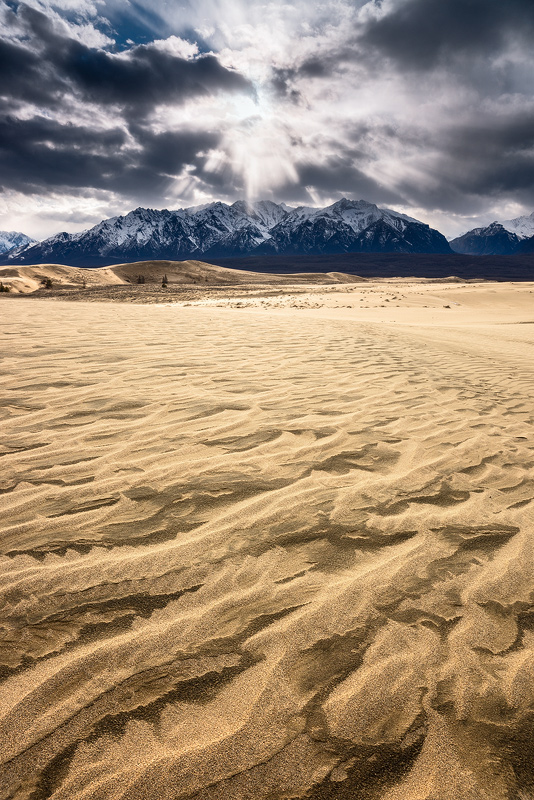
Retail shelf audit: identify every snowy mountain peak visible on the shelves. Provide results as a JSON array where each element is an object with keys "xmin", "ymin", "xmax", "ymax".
[
  {"xmin": 2, "ymin": 198, "xmax": 452, "ymax": 266},
  {"xmin": 330, "ymin": 198, "xmax": 377, "ymax": 211},
  {"xmin": 0, "ymin": 230, "xmax": 36, "ymax": 255},
  {"xmin": 231, "ymin": 200, "xmax": 289, "ymax": 229},
  {"xmin": 500, "ymin": 211, "xmax": 534, "ymax": 239},
  {"xmin": 449, "ymin": 221, "xmax": 522, "ymax": 255}
]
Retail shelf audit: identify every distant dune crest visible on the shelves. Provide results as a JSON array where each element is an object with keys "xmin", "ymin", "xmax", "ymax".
[{"xmin": 0, "ymin": 259, "xmax": 370, "ymax": 294}]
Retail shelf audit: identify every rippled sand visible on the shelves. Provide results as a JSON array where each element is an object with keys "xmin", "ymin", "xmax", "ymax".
[{"xmin": 1, "ymin": 284, "xmax": 534, "ymax": 800}]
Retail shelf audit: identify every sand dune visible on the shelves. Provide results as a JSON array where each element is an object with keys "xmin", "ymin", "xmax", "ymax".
[
  {"xmin": 0, "ymin": 259, "xmax": 365, "ymax": 294},
  {"xmin": 1, "ymin": 284, "xmax": 533, "ymax": 800},
  {"xmin": 0, "ymin": 263, "xmax": 123, "ymax": 294}
]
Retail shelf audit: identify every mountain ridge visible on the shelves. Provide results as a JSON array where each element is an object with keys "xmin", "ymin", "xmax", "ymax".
[
  {"xmin": 450, "ymin": 213, "xmax": 534, "ymax": 255},
  {"xmin": 1, "ymin": 198, "xmax": 452, "ymax": 267},
  {"xmin": 0, "ymin": 230, "xmax": 36, "ymax": 255}
]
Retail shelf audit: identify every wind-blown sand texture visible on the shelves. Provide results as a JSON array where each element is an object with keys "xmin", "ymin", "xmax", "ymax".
[{"xmin": 1, "ymin": 282, "xmax": 534, "ymax": 800}]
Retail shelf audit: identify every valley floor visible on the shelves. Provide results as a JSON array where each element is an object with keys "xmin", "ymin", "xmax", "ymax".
[{"xmin": 1, "ymin": 282, "xmax": 534, "ymax": 800}]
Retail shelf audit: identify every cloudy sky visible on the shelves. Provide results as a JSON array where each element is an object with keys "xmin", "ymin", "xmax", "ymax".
[{"xmin": 1, "ymin": 0, "xmax": 534, "ymax": 239}]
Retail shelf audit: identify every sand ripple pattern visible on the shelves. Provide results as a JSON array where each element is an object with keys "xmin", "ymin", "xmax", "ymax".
[{"xmin": 1, "ymin": 299, "xmax": 534, "ymax": 800}]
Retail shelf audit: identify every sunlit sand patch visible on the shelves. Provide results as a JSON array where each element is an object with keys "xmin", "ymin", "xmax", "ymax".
[{"xmin": 0, "ymin": 284, "xmax": 533, "ymax": 800}]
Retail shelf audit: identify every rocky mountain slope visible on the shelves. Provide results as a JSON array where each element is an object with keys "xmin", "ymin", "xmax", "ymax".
[
  {"xmin": 450, "ymin": 212, "xmax": 534, "ymax": 254},
  {"xmin": 2, "ymin": 199, "xmax": 452, "ymax": 266}
]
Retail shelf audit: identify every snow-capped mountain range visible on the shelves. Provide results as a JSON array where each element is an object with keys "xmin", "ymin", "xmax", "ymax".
[
  {"xmin": 6, "ymin": 202, "xmax": 534, "ymax": 265},
  {"xmin": 1, "ymin": 199, "xmax": 452, "ymax": 266},
  {"xmin": 450, "ymin": 211, "xmax": 534, "ymax": 255},
  {"xmin": 0, "ymin": 230, "xmax": 36, "ymax": 255}
]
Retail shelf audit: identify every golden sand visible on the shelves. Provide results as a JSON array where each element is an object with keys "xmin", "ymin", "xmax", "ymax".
[
  {"xmin": 1, "ymin": 280, "xmax": 533, "ymax": 799},
  {"xmin": 0, "ymin": 259, "xmax": 363, "ymax": 294}
]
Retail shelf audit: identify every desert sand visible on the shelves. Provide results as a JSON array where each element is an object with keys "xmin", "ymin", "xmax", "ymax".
[
  {"xmin": 1, "ymin": 277, "xmax": 534, "ymax": 800},
  {"xmin": 0, "ymin": 259, "xmax": 364, "ymax": 294}
]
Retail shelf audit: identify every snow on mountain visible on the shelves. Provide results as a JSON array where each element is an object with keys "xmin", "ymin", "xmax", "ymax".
[
  {"xmin": 184, "ymin": 202, "xmax": 214, "ymax": 215},
  {"xmin": 0, "ymin": 230, "xmax": 36, "ymax": 254},
  {"xmin": 275, "ymin": 199, "xmax": 418, "ymax": 236},
  {"xmin": 89, "ymin": 207, "xmax": 191, "ymax": 251},
  {"xmin": 256, "ymin": 199, "xmax": 450, "ymax": 256},
  {"xmin": 449, "ymin": 210, "xmax": 534, "ymax": 254},
  {"xmin": 230, "ymin": 200, "xmax": 289, "ymax": 231},
  {"xmin": 283, "ymin": 205, "xmax": 319, "ymax": 222},
  {"xmin": 319, "ymin": 199, "xmax": 395, "ymax": 232},
  {"xmin": 500, "ymin": 211, "xmax": 534, "ymax": 239},
  {"xmin": 382, "ymin": 208, "xmax": 421, "ymax": 225},
  {"xmin": 2, "ymin": 199, "xmax": 452, "ymax": 266},
  {"xmin": 449, "ymin": 222, "xmax": 521, "ymax": 255}
]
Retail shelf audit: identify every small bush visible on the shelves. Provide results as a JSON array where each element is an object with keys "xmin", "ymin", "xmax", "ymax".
[
  {"xmin": 162, "ymin": 273, "xmax": 168, "ymax": 288},
  {"xmin": 40, "ymin": 277, "xmax": 53, "ymax": 289},
  {"xmin": 0, "ymin": 281, "xmax": 10, "ymax": 293}
]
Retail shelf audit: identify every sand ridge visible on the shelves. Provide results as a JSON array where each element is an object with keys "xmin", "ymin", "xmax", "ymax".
[
  {"xmin": 0, "ymin": 286, "xmax": 533, "ymax": 799},
  {"xmin": 0, "ymin": 259, "xmax": 366, "ymax": 294}
]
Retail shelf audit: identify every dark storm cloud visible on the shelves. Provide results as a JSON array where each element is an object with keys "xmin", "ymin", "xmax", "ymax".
[
  {"xmin": 297, "ymin": 156, "xmax": 403, "ymax": 205},
  {"xmin": 60, "ymin": 42, "xmax": 253, "ymax": 115},
  {"xmin": 0, "ymin": 36, "xmax": 39, "ymax": 91},
  {"xmin": 297, "ymin": 57, "xmax": 333, "ymax": 79},
  {"xmin": 282, "ymin": 0, "xmax": 534, "ymax": 217},
  {"xmin": 130, "ymin": 127, "xmax": 219, "ymax": 175},
  {"xmin": 0, "ymin": 33, "xmax": 65, "ymax": 109},
  {"xmin": 0, "ymin": 3, "xmax": 250, "ymax": 198},
  {"xmin": 269, "ymin": 53, "xmax": 348, "ymax": 89},
  {"xmin": 0, "ymin": 115, "xmax": 128, "ymax": 193},
  {"xmin": 3, "ymin": 0, "xmax": 534, "ymax": 234},
  {"xmin": 385, "ymin": 110, "xmax": 534, "ymax": 213},
  {"xmin": 436, "ymin": 113, "xmax": 534, "ymax": 201},
  {"xmin": 5, "ymin": 4, "xmax": 253, "ymax": 115},
  {"xmin": 269, "ymin": 56, "xmax": 345, "ymax": 101},
  {"xmin": 361, "ymin": 0, "xmax": 534, "ymax": 70},
  {"xmin": 444, "ymin": 114, "xmax": 534, "ymax": 162},
  {"xmin": 270, "ymin": 68, "xmax": 301, "ymax": 102},
  {"xmin": 0, "ymin": 114, "xmax": 220, "ymax": 197},
  {"xmin": 271, "ymin": 0, "xmax": 534, "ymax": 84}
]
